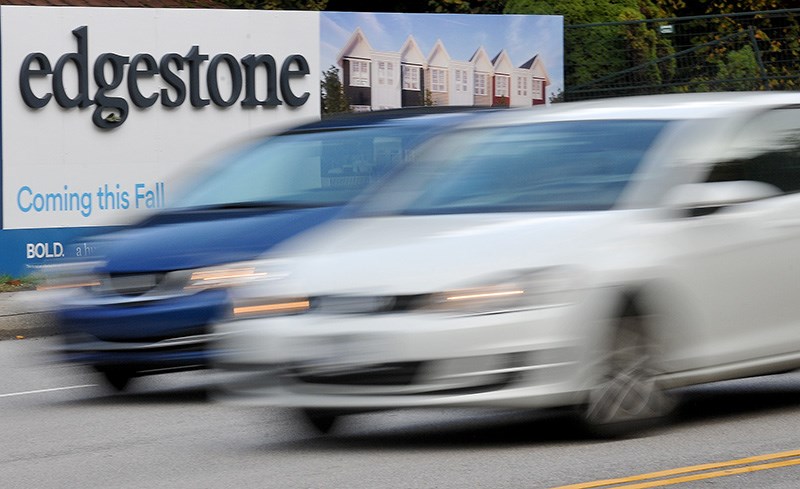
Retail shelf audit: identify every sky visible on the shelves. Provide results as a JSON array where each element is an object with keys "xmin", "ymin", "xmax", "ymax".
[{"xmin": 321, "ymin": 11, "xmax": 565, "ymax": 100}]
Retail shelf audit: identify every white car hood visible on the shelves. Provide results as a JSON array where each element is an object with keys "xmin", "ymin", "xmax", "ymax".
[{"xmin": 264, "ymin": 211, "xmax": 637, "ymax": 295}]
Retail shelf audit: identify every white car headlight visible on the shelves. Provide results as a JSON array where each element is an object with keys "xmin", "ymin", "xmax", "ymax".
[
  {"xmin": 428, "ymin": 266, "xmax": 580, "ymax": 315},
  {"xmin": 231, "ymin": 295, "xmax": 311, "ymax": 319},
  {"xmin": 225, "ymin": 266, "xmax": 580, "ymax": 320},
  {"xmin": 191, "ymin": 259, "xmax": 304, "ymax": 318}
]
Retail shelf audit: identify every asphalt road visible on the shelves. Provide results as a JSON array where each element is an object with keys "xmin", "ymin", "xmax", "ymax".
[{"xmin": 3, "ymin": 337, "xmax": 800, "ymax": 489}]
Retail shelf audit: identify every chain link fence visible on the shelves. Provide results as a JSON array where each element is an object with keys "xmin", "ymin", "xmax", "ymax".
[{"xmin": 562, "ymin": 8, "xmax": 800, "ymax": 102}]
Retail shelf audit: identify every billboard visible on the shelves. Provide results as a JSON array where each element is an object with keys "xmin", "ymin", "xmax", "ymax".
[
  {"xmin": 321, "ymin": 12, "xmax": 564, "ymax": 110},
  {"xmin": 0, "ymin": 6, "xmax": 563, "ymax": 276}
]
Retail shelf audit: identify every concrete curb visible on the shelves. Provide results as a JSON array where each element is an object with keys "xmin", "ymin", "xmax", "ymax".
[{"xmin": 0, "ymin": 291, "xmax": 57, "ymax": 340}]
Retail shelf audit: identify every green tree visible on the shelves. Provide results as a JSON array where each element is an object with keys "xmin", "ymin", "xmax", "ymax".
[
  {"xmin": 225, "ymin": 0, "xmax": 506, "ymax": 12},
  {"xmin": 696, "ymin": 2, "xmax": 799, "ymax": 90},
  {"xmin": 424, "ymin": 0, "xmax": 505, "ymax": 13},
  {"xmin": 505, "ymin": 0, "xmax": 678, "ymax": 99},
  {"xmin": 221, "ymin": 0, "xmax": 327, "ymax": 9},
  {"xmin": 691, "ymin": 0, "xmax": 797, "ymax": 15},
  {"xmin": 320, "ymin": 65, "xmax": 351, "ymax": 114},
  {"xmin": 713, "ymin": 45, "xmax": 763, "ymax": 91},
  {"xmin": 324, "ymin": 0, "xmax": 503, "ymax": 13},
  {"xmin": 505, "ymin": 0, "xmax": 675, "ymax": 99},
  {"xmin": 423, "ymin": 89, "xmax": 435, "ymax": 106}
]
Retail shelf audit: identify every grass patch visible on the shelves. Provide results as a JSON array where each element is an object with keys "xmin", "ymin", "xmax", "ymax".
[{"xmin": 0, "ymin": 274, "xmax": 41, "ymax": 293}]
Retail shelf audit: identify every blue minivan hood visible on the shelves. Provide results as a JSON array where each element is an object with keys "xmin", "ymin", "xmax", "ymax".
[{"xmin": 96, "ymin": 206, "xmax": 343, "ymax": 273}]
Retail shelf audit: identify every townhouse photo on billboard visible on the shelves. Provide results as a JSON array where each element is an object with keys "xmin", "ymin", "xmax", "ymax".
[{"xmin": 320, "ymin": 12, "xmax": 564, "ymax": 112}]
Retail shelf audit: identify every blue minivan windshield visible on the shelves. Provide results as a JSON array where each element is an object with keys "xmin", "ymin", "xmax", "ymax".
[{"xmin": 170, "ymin": 124, "xmax": 428, "ymax": 210}]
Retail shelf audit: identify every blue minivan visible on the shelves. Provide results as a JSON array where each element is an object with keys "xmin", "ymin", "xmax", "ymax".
[{"xmin": 44, "ymin": 108, "xmax": 485, "ymax": 390}]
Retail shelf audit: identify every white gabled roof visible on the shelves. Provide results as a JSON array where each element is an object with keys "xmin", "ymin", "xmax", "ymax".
[
  {"xmin": 400, "ymin": 36, "xmax": 426, "ymax": 66},
  {"xmin": 519, "ymin": 55, "xmax": 551, "ymax": 87},
  {"xmin": 470, "ymin": 46, "xmax": 493, "ymax": 73},
  {"xmin": 427, "ymin": 39, "xmax": 451, "ymax": 68},
  {"xmin": 337, "ymin": 27, "xmax": 373, "ymax": 66},
  {"xmin": 491, "ymin": 49, "xmax": 514, "ymax": 74}
]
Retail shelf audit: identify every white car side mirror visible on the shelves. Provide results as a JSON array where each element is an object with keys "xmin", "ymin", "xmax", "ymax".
[{"xmin": 663, "ymin": 180, "xmax": 782, "ymax": 217}]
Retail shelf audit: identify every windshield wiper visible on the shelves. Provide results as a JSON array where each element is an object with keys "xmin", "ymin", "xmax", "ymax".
[
  {"xmin": 203, "ymin": 201, "xmax": 314, "ymax": 210},
  {"xmin": 177, "ymin": 200, "xmax": 331, "ymax": 212},
  {"xmin": 134, "ymin": 201, "xmax": 333, "ymax": 226}
]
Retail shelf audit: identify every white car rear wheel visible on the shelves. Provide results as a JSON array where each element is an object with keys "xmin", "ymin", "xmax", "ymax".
[{"xmin": 97, "ymin": 367, "xmax": 135, "ymax": 392}]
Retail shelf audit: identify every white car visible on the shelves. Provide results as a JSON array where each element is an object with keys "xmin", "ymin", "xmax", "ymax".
[{"xmin": 213, "ymin": 92, "xmax": 800, "ymax": 437}]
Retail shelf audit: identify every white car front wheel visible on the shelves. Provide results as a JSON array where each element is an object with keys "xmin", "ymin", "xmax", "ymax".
[{"xmin": 578, "ymin": 308, "xmax": 675, "ymax": 438}]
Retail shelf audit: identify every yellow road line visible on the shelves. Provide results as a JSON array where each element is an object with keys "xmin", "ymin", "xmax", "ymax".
[{"xmin": 550, "ymin": 449, "xmax": 800, "ymax": 489}]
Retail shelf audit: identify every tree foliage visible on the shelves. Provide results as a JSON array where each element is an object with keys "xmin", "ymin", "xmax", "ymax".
[
  {"xmin": 504, "ymin": 0, "xmax": 800, "ymax": 97},
  {"xmin": 712, "ymin": 45, "xmax": 763, "ymax": 90},
  {"xmin": 326, "ymin": 0, "xmax": 503, "ymax": 13},
  {"xmin": 225, "ymin": 0, "xmax": 504, "ymax": 12},
  {"xmin": 688, "ymin": 1, "xmax": 800, "ymax": 90},
  {"xmin": 320, "ymin": 66, "xmax": 350, "ymax": 114},
  {"xmin": 220, "ymin": 0, "xmax": 327, "ymax": 9},
  {"xmin": 505, "ymin": 0, "xmax": 678, "ymax": 94},
  {"xmin": 424, "ymin": 0, "xmax": 505, "ymax": 14},
  {"xmin": 683, "ymin": 0, "xmax": 796, "ymax": 16}
]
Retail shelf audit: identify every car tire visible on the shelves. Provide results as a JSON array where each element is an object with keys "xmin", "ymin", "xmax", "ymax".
[
  {"xmin": 300, "ymin": 409, "xmax": 339, "ymax": 434},
  {"xmin": 577, "ymin": 306, "xmax": 675, "ymax": 438},
  {"xmin": 97, "ymin": 368, "xmax": 135, "ymax": 392}
]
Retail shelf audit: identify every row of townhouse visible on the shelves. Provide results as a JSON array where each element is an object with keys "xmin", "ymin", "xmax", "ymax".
[{"xmin": 337, "ymin": 27, "xmax": 552, "ymax": 111}]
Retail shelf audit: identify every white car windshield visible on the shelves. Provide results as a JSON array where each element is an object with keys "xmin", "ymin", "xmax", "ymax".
[{"xmin": 359, "ymin": 120, "xmax": 669, "ymax": 215}]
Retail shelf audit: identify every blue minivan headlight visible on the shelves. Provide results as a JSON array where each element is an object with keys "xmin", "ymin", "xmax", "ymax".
[
  {"xmin": 36, "ymin": 260, "xmax": 105, "ymax": 291},
  {"xmin": 184, "ymin": 262, "xmax": 271, "ymax": 291},
  {"xmin": 184, "ymin": 259, "xmax": 290, "ymax": 292}
]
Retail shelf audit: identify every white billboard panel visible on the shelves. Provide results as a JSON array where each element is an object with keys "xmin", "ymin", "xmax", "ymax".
[{"xmin": 2, "ymin": 6, "xmax": 320, "ymax": 229}]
